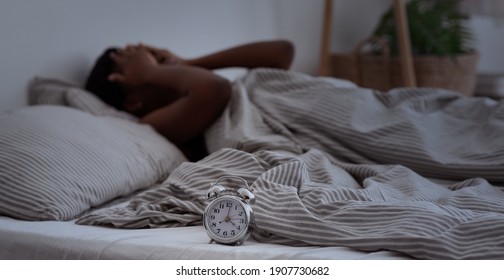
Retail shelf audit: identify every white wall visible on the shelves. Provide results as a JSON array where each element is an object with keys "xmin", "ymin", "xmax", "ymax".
[
  {"xmin": 328, "ymin": 0, "xmax": 391, "ymax": 52},
  {"xmin": 1, "ymin": 0, "xmax": 503, "ymax": 112},
  {"xmin": 0, "ymin": 0, "xmax": 281, "ymax": 112},
  {"xmin": 468, "ymin": 16, "xmax": 504, "ymax": 73}
]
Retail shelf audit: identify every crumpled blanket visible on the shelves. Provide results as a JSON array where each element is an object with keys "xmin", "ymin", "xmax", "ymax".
[{"xmin": 77, "ymin": 69, "xmax": 504, "ymax": 259}]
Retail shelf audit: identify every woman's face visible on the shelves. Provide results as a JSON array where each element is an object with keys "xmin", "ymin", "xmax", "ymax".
[{"xmin": 111, "ymin": 45, "xmax": 184, "ymax": 116}]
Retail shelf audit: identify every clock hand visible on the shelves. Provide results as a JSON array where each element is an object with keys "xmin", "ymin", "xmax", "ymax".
[
  {"xmin": 229, "ymin": 213, "xmax": 243, "ymax": 219},
  {"xmin": 217, "ymin": 207, "xmax": 232, "ymax": 224},
  {"xmin": 219, "ymin": 215, "xmax": 232, "ymax": 224},
  {"xmin": 217, "ymin": 206, "xmax": 232, "ymax": 224}
]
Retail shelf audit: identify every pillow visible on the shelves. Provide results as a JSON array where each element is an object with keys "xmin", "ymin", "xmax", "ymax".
[
  {"xmin": 0, "ymin": 105, "xmax": 187, "ymax": 221},
  {"xmin": 65, "ymin": 87, "xmax": 138, "ymax": 121},
  {"xmin": 27, "ymin": 77, "xmax": 137, "ymax": 121},
  {"xmin": 27, "ymin": 77, "xmax": 73, "ymax": 105}
]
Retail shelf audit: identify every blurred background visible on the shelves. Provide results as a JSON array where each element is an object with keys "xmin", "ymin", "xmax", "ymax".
[{"xmin": 1, "ymin": 0, "xmax": 503, "ymax": 111}]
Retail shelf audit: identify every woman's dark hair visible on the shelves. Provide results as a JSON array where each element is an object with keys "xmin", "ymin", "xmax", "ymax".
[{"xmin": 84, "ymin": 48, "xmax": 125, "ymax": 110}]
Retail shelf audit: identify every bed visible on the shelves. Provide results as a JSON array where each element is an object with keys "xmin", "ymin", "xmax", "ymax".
[{"xmin": 1, "ymin": 68, "xmax": 504, "ymax": 260}]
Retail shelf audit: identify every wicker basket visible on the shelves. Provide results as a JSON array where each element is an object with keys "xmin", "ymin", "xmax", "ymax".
[{"xmin": 330, "ymin": 38, "xmax": 479, "ymax": 96}]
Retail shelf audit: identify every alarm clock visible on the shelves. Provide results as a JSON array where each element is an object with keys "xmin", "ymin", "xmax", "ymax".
[{"xmin": 203, "ymin": 176, "xmax": 255, "ymax": 245}]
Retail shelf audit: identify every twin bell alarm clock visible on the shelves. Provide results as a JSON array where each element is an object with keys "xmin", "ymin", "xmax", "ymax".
[{"xmin": 203, "ymin": 176, "xmax": 255, "ymax": 245}]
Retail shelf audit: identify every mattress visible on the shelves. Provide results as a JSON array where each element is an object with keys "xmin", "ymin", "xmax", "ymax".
[{"xmin": 0, "ymin": 216, "xmax": 407, "ymax": 260}]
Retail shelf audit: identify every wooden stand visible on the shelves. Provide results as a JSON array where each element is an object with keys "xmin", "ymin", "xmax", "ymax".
[
  {"xmin": 393, "ymin": 0, "xmax": 416, "ymax": 87},
  {"xmin": 319, "ymin": 0, "xmax": 417, "ymax": 87},
  {"xmin": 319, "ymin": 0, "xmax": 333, "ymax": 76}
]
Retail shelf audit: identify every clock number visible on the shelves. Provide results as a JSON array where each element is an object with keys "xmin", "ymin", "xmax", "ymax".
[
  {"xmin": 213, "ymin": 208, "xmax": 220, "ymax": 214},
  {"xmin": 226, "ymin": 202, "xmax": 232, "ymax": 207},
  {"xmin": 210, "ymin": 215, "xmax": 215, "ymax": 220},
  {"xmin": 211, "ymin": 222, "xmax": 216, "ymax": 227},
  {"xmin": 231, "ymin": 230, "xmax": 236, "ymax": 236},
  {"xmin": 219, "ymin": 203, "xmax": 225, "ymax": 209}
]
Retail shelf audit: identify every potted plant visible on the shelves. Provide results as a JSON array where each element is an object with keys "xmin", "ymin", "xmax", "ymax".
[
  {"xmin": 373, "ymin": 0, "xmax": 474, "ymax": 57},
  {"xmin": 331, "ymin": 0, "xmax": 478, "ymax": 96}
]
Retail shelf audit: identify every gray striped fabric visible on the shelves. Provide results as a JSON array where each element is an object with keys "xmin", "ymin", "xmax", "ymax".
[
  {"xmin": 77, "ymin": 69, "xmax": 504, "ymax": 259},
  {"xmin": 28, "ymin": 77, "xmax": 138, "ymax": 121},
  {"xmin": 0, "ymin": 105, "xmax": 186, "ymax": 220},
  {"xmin": 27, "ymin": 77, "xmax": 73, "ymax": 106}
]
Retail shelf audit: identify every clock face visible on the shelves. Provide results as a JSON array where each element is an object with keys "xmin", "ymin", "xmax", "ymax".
[{"xmin": 204, "ymin": 196, "xmax": 252, "ymax": 244}]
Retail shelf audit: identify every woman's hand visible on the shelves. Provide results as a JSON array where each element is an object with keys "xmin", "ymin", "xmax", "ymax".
[
  {"xmin": 138, "ymin": 44, "xmax": 186, "ymax": 66},
  {"xmin": 108, "ymin": 46, "xmax": 158, "ymax": 87}
]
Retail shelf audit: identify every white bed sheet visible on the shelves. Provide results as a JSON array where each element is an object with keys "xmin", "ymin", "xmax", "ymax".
[{"xmin": 0, "ymin": 216, "xmax": 407, "ymax": 260}]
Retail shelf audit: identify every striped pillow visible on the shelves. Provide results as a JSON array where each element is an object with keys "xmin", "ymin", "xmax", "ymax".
[
  {"xmin": 65, "ymin": 87, "xmax": 138, "ymax": 121},
  {"xmin": 27, "ymin": 77, "xmax": 73, "ymax": 106},
  {"xmin": 0, "ymin": 105, "xmax": 187, "ymax": 221},
  {"xmin": 28, "ymin": 77, "xmax": 137, "ymax": 121}
]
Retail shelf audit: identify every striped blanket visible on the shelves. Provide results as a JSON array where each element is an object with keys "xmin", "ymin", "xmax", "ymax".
[{"xmin": 77, "ymin": 69, "xmax": 504, "ymax": 259}]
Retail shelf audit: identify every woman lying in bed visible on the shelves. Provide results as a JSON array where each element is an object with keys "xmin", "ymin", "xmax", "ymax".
[{"xmin": 85, "ymin": 40, "xmax": 295, "ymax": 161}]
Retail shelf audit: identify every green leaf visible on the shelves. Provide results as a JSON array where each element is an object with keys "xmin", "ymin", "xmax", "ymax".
[{"xmin": 371, "ymin": 0, "xmax": 473, "ymax": 56}]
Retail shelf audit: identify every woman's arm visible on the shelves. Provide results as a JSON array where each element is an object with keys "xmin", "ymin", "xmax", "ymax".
[
  {"xmin": 187, "ymin": 40, "xmax": 295, "ymax": 70},
  {"xmin": 144, "ymin": 40, "xmax": 295, "ymax": 70},
  {"xmin": 109, "ymin": 47, "xmax": 231, "ymax": 145},
  {"xmin": 139, "ymin": 66, "xmax": 231, "ymax": 145}
]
